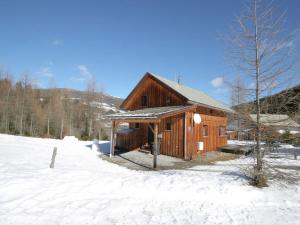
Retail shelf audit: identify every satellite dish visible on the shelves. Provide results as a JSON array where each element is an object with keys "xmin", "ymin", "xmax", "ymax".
[{"xmin": 193, "ymin": 113, "xmax": 201, "ymax": 124}]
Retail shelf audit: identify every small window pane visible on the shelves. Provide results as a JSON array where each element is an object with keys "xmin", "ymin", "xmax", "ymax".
[
  {"xmin": 166, "ymin": 96, "xmax": 171, "ymax": 105},
  {"xmin": 219, "ymin": 126, "xmax": 226, "ymax": 136},
  {"xmin": 203, "ymin": 125, "xmax": 208, "ymax": 137},
  {"xmin": 165, "ymin": 120, "xmax": 171, "ymax": 131},
  {"xmin": 135, "ymin": 123, "xmax": 140, "ymax": 129},
  {"xmin": 141, "ymin": 96, "xmax": 148, "ymax": 107}
]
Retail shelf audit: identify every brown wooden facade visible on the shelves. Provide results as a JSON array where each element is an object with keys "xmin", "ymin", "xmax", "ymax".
[{"xmin": 110, "ymin": 73, "xmax": 230, "ymax": 161}]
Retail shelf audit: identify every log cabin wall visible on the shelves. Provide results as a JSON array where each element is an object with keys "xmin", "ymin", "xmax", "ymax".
[{"xmin": 123, "ymin": 76, "xmax": 187, "ymax": 110}]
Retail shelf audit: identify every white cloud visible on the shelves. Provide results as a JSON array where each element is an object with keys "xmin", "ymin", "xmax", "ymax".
[
  {"xmin": 69, "ymin": 65, "xmax": 93, "ymax": 82},
  {"xmin": 77, "ymin": 64, "xmax": 92, "ymax": 79},
  {"xmin": 211, "ymin": 77, "xmax": 224, "ymax": 88},
  {"xmin": 52, "ymin": 39, "xmax": 63, "ymax": 46},
  {"xmin": 38, "ymin": 67, "xmax": 54, "ymax": 78}
]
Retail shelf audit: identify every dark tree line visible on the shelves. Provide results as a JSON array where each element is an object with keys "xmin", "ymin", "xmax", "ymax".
[{"xmin": 0, "ymin": 71, "xmax": 106, "ymax": 140}]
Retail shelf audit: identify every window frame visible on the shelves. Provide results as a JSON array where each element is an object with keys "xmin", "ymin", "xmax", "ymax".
[
  {"xmin": 166, "ymin": 96, "xmax": 172, "ymax": 106},
  {"xmin": 203, "ymin": 125, "xmax": 208, "ymax": 137},
  {"xmin": 165, "ymin": 119, "xmax": 172, "ymax": 131},
  {"xmin": 141, "ymin": 95, "xmax": 148, "ymax": 107},
  {"xmin": 134, "ymin": 123, "xmax": 140, "ymax": 129},
  {"xmin": 218, "ymin": 126, "xmax": 226, "ymax": 136}
]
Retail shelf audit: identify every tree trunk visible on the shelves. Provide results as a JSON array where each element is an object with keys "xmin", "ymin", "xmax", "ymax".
[
  {"xmin": 30, "ymin": 116, "xmax": 33, "ymax": 136},
  {"xmin": 88, "ymin": 118, "xmax": 93, "ymax": 138},
  {"xmin": 47, "ymin": 117, "xmax": 50, "ymax": 137},
  {"xmin": 254, "ymin": 0, "xmax": 264, "ymax": 186},
  {"xmin": 4, "ymin": 87, "xmax": 11, "ymax": 133},
  {"xmin": 60, "ymin": 118, "xmax": 64, "ymax": 139}
]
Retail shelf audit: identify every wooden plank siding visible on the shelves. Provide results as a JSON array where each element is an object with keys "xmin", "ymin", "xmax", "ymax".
[
  {"xmin": 114, "ymin": 74, "xmax": 228, "ymax": 160},
  {"xmin": 123, "ymin": 76, "xmax": 187, "ymax": 110},
  {"xmin": 185, "ymin": 107, "xmax": 227, "ymax": 159},
  {"xmin": 116, "ymin": 123, "xmax": 148, "ymax": 150},
  {"xmin": 159, "ymin": 114, "xmax": 184, "ymax": 158},
  {"xmin": 115, "ymin": 108, "xmax": 227, "ymax": 160}
]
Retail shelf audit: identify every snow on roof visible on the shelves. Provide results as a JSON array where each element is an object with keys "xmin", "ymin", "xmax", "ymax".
[
  {"xmin": 107, "ymin": 105, "xmax": 192, "ymax": 119},
  {"xmin": 250, "ymin": 114, "xmax": 300, "ymax": 128},
  {"xmin": 149, "ymin": 72, "xmax": 234, "ymax": 113}
]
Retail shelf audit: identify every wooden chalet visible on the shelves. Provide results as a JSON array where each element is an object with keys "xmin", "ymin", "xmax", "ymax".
[{"xmin": 108, "ymin": 72, "xmax": 234, "ymax": 166}]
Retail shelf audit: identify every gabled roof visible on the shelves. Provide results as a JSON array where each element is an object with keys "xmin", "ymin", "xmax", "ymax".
[
  {"xmin": 250, "ymin": 114, "xmax": 300, "ymax": 128},
  {"xmin": 149, "ymin": 73, "xmax": 233, "ymax": 113},
  {"xmin": 107, "ymin": 105, "xmax": 194, "ymax": 120},
  {"xmin": 121, "ymin": 72, "xmax": 234, "ymax": 113}
]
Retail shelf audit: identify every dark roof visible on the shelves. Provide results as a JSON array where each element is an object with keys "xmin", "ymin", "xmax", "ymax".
[{"xmin": 107, "ymin": 105, "xmax": 193, "ymax": 119}]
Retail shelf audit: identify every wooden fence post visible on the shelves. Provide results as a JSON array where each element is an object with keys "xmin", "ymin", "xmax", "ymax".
[{"xmin": 50, "ymin": 147, "xmax": 57, "ymax": 168}]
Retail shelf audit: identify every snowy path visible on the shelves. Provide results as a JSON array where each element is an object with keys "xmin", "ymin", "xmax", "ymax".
[{"xmin": 0, "ymin": 134, "xmax": 299, "ymax": 225}]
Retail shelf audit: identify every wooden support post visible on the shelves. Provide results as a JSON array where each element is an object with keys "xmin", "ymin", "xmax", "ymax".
[
  {"xmin": 148, "ymin": 123, "xmax": 154, "ymax": 134},
  {"xmin": 110, "ymin": 120, "xmax": 115, "ymax": 158},
  {"xmin": 153, "ymin": 123, "xmax": 158, "ymax": 169},
  {"xmin": 50, "ymin": 147, "xmax": 57, "ymax": 169}
]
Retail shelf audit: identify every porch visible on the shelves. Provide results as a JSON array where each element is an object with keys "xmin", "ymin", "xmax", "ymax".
[{"xmin": 107, "ymin": 105, "xmax": 197, "ymax": 168}]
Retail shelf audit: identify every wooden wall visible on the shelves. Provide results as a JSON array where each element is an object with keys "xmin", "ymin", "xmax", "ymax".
[
  {"xmin": 115, "ymin": 116, "xmax": 185, "ymax": 158},
  {"xmin": 185, "ymin": 107, "xmax": 227, "ymax": 159},
  {"xmin": 158, "ymin": 114, "xmax": 184, "ymax": 158},
  {"xmin": 122, "ymin": 76, "xmax": 186, "ymax": 110},
  {"xmin": 116, "ymin": 124, "xmax": 147, "ymax": 150},
  {"xmin": 116, "ymin": 73, "xmax": 228, "ymax": 159},
  {"xmin": 115, "ymin": 107, "xmax": 227, "ymax": 160}
]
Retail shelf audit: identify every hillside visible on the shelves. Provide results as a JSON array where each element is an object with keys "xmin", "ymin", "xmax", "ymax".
[
  {"xmin": 37, "ymin": 88, "xmax": 124, "ymax": 112},
  {"xmin": 0, "ymin": 78, "xmax": 124, "ymax": 139},
  {"xmin": 37, "ymin": 88, "xmax": 124, "ymax": 136},
  {"xmin": 235, "ymin": 84, "xmax": 300, "ymax": 122}
]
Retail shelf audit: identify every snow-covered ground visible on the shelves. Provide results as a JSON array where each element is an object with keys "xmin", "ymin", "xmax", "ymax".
[{"xmin": 0, "ymin": 134, "xmax": 299, "ymax": 225}]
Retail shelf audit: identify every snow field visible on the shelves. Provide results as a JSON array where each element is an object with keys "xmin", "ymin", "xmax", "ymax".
[{"xmin": 0, "ymin": 134, "xmax": 299, "ymax": 225}]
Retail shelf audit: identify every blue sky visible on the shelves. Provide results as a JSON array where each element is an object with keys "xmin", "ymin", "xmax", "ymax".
[{"xmin": 0, "ymin": 0, "xmax": 299, "ymax": 103}]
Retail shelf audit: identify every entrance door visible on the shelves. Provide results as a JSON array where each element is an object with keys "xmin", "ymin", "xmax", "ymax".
[{"xmin": 148, "ymin": 123, "xmax": 154, "ymax": 149}]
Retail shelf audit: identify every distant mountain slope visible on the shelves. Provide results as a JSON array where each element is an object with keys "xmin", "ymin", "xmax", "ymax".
[
  {"xmin": 37, "ymin": 88, "xmax": 124, "ymax": 113},
  {"xmin": 235, "ymin": 84, "xmax": 300, "ymax": 122}
]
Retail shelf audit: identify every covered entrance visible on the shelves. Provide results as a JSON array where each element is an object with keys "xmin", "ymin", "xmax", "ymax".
[{"xmin": 107, "ymin": 105, "xmax": 196, "ymax": 168}]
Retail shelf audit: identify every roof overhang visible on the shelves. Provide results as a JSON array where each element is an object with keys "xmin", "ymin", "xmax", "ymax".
[
  {"xmin": 107, "ymin": 105, "xmax": 196, "ymax": 123},
  {"xmin": 187, "ymin": 101, "xmax": 236, "ymax": 114}
]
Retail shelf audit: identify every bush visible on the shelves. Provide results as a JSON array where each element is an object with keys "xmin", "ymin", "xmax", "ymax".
[{"xmin": 101, "ymin": 134, "xmax": 109, "ymax": 140}]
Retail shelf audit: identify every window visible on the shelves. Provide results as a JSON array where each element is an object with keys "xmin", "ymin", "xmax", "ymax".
[
  {"xmin": 166, "ymin": 96, "xmax": 172, "ymax": 105},
  {"xmin": 203, "ymin": 125, "xmax": 208, "ymax": 137},
  {"xmin": 165, "ymin": 119, "xmax": 171, "ymax": 131},
  {"xmin": 135, "ymin": 123, "xmax": 140, "ymax": 129},
  {"xmin": 141, "ymin": 95, "xmax": 148, "ymax": 107},
  {"xmin": 219, "ymin": 126, "xmax": 226, "ymax": 136}
]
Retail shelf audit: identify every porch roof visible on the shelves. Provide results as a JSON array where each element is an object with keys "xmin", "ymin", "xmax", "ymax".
[{"xmin": 107, "ymin": 105, "xmax": 194, "ymax": 121}]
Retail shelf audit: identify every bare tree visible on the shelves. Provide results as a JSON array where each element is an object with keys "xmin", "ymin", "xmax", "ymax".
[
  {"xmin": 229, "ymin": 74, "xmax": 248, "ymax": 140},
  {"xmin": 227, "ymin": 0, "xmax": 299, "ymax": 186},
  {"xmin": 0, "ymin": 69, "xmax": 13, "ymax": 133}
]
